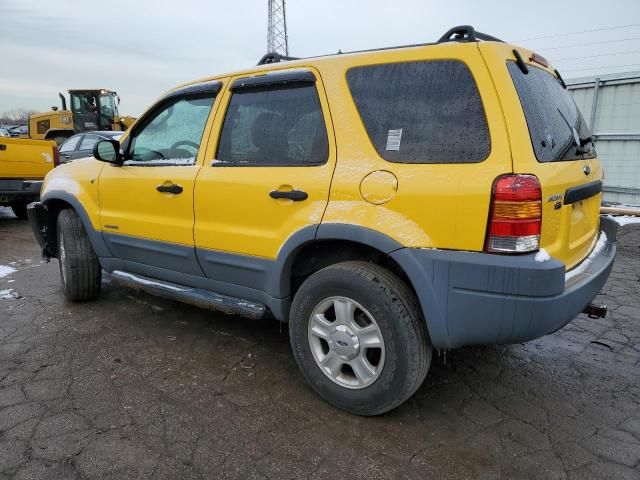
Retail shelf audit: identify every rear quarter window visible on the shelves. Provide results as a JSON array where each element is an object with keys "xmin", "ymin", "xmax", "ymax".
[{"xmin": 346, "ymin": 60, "xmax": 491, "ymax": 164}]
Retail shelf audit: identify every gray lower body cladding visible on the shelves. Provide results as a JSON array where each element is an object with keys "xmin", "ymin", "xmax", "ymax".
[
  {"xmin": 392, "ymin": 217, "xmax": 618, "ymax": 349},
  {"xmin": 28, "ymin": 197, "xmax": 618, "ymax": 349}
]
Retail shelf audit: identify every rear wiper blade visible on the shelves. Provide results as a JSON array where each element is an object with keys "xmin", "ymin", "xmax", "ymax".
[{"xmin": 579, "ymin": 135, "xmax": 594, "ymax": 147}]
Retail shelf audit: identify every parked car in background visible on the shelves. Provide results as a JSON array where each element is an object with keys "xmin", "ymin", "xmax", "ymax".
[
  {"xmin": 58, "ymin": 131, "xmax": 123, "ymax": 163},
  {"xmin": 9, "ymin": 125, "xmax": 28, "ymax": 137},
  {"xmin": 0, "ymin": 128, "xmax": 10, "ymax": 138}
]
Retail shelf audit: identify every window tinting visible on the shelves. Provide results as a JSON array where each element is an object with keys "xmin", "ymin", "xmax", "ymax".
[
  {"xmin": 347, "ymin": 60, "xmax": 490, "ymax": 164},
  {"xmin": 126, "ymin": 95, "xmax": 215, "ymax": 165},
  {"xmin": 508, "ymin": 62, "xmax": 595, "ymax": 162},
  {"xmin": 59, "ymin": 135, "xmax": 81, "ymax": 153},
  {"xmin": 216, "ymin": 84, "xmax": 328, "ymax": 166}
]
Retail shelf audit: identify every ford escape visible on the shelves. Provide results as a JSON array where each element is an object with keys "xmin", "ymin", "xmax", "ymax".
[{"xmin": 28, "ymin": 26, "xmax": 616, "ymax": 415}]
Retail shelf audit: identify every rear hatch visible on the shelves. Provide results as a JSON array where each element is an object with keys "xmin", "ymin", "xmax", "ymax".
[{"xmin": 481, "ymin": 43, "xmax": 602, "ymax": 270}]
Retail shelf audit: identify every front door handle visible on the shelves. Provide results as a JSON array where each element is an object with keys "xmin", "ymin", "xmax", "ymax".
[
  {"xmin": 156, "ymin": 183, "xmax": 183, "ymax": 194},
  {"xmin": 269, "ymin": 189, "xmax": 308, "ymax": 201}
]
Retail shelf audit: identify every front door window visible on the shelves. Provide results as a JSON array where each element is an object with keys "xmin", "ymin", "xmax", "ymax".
[{"xmin": 126, "ymin": 95, "xmax": 215, "ymax": 166}]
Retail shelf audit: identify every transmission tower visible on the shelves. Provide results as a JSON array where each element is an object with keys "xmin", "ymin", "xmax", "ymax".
[{"xmin": 267, "ymin": 0, "xmax": 289, "ymax": 55}]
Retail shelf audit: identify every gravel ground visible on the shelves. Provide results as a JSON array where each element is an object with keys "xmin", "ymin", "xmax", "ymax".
[{"xmin": 0, "ymin": 206, "xmax": 639, "ymax": 480}]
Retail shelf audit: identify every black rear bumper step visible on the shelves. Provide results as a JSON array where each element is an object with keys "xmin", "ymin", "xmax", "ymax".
[
  {"xmin": 564, "ymin": 180, "xmax": 602, "ymax": 205},
  {"xmin": 110, "ymin": 270, "xmax": 267, "ymax": 320}
]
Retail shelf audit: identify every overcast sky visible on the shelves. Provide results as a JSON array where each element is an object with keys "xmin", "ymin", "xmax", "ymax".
[{"xmin": 2, "ymin": 0, "xmax": 640, "ymax": 116}]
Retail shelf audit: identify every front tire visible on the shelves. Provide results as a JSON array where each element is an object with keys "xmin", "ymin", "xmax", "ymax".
[
  {"xmin": 289, "ymin": 261, "xmax": 431, "ymax": 415},
  {"xmin": 57, "ymin": 209, "xmax": 101, "ymax": 301}
]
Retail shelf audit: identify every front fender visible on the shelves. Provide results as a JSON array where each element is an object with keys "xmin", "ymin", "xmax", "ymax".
[{"xmin": 39, "ymin": 159, "xmax": 110, "ymax": 258}]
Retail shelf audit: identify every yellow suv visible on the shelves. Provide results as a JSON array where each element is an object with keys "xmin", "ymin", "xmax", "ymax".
[{"xmin": 29, "ymin": 26, "xmax": 617, "ymax": 415}]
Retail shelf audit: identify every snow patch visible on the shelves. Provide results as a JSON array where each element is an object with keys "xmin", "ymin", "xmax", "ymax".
[
  {"xmin": 606, "ymin": 215, "xmax": 640, "ymax": 226},
  {"xmin": 566, "ymin": 232, "xmax": 608, "ymax": 281},
  {"xmin": 534, "ymin": 248, "xmax": 551, "ymax": 262},
  {"xmin": 0, "ymin": 289, "xmax": 19, "ymax": 299},
  {"xmin": 123, "ymin": 157, "xmax": 195, "ymax": 166},
  {"xmin": 0, "ymin": 266, "xmax": 17, "ymax": 278}
]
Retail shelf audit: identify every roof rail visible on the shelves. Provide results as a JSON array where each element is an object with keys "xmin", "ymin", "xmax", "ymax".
[
  {"xmin": 437, "ymin": 25, "xmax": 504, "ymax": 44},
  {"xmin": 255, "ymin": 26, "xmax": 503, "ymax": 67},
  {"xmin": 257, "ymin": 52, "xmax": 300, "ymax": 65}
]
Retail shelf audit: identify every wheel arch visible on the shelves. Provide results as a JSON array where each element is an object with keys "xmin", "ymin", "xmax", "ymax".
[
  {"xmin": 41, "ymin": 191, "xmax": 111, "ymax": 258},
  {"xmin": 270, "ymin": 224, "xmax": 436, "ymax": 335}
]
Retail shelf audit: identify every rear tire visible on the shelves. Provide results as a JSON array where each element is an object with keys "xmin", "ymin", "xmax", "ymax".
[
  {"xmin": 289, "ymin": 261, "xmax": 431, "ymax": 416},
  {"xmin": 10, "ymin": 203, "xmax": 28, "ymax": 220},
  {"xmin": 56, "ymin": 209, "xmax": 101, "ymax": 301}
]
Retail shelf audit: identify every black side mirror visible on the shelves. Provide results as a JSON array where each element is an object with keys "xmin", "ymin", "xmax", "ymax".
[{"xmin": 93, "ymin": 139, "xmax": 122, "ymax": 165}]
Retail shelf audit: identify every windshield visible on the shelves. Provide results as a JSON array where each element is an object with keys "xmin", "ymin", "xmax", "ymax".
[{"xmin": 508, "ymin": 62, "xmax": 595, "ymax": 162}]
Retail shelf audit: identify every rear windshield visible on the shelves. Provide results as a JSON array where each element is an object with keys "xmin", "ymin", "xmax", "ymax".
[
  {"xmin": 347, "ymin": 60, "xmax": 490, "ymax": 164},
  {"xmin": 508, "ymin": 62, "xmax": 595, "ymax": 162}
]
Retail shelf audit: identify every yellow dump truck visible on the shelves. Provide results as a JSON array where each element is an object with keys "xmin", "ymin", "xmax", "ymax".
[
  {"xmin": 28, "ymin": 89, "xmax": 135, "ymax": 144},
  {"xmin": 0, "ymin": 137, "xmax": 58, "ymax": 219}
]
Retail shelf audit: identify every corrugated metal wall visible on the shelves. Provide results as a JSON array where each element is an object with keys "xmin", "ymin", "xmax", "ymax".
[{"xmin": 568, "ymin": 71, "xmax": 640, "ymax": 205}]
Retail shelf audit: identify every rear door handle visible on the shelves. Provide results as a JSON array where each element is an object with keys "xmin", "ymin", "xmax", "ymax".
[
  {"xmin": 156, "ymin": 183, "xmax": 183, "ymax": 194},
  {"xmin": 62, "ymin": 154, "xmax": 71, "ymax": 159},
  {"xmin": 269, "ymin": 189, "xmax": 308, "ymax": 201},
  {"xmin": 0, "ymin": 144, "xmax": 6, "ymax": 151}
]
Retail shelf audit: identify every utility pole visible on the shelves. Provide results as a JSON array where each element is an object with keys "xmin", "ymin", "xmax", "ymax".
[{"xmin": 267, "ymin": 0, "xmax": 289, "ymax": 55}]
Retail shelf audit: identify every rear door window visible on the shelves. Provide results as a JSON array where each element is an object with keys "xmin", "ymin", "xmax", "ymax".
[
  {"xmin": 507, "ymin": 62, "xmax": 595, "ymax": 162},
  {"xmin": 346, "ymin": 60, "xmax": 490, "ymax": 164},
  {"xmin": 78, "ymin": 134, "xmax": 100, "ymax": 152},
  {"xmin": 59, "ymin": 135, "xmax": 81, "ymax": 153},
  {"xmin": 216, "ymin": 83, "xmax": 328, "ymax": 166}
]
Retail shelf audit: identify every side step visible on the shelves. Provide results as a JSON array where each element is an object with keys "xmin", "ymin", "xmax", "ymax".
[{"xmin": 110, "ymin": 270, "xmax": 267, "ymax": 320}]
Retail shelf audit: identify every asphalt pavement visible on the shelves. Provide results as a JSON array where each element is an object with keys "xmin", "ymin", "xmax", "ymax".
[{"xmin": 1, "ymin": 207, "xmax": 639, "ymax": 479}]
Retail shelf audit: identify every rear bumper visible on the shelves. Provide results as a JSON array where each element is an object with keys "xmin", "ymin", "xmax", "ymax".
[
  {"xmin": 0, "ymin": 179, "xmax": 42, "ymax": 205},
  {"xmin": 391, "ymin": 217, "xmax": 617, "ymax": 349}
]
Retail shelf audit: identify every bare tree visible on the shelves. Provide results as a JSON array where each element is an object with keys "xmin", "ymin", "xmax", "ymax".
[{"xmin": 0, "ymin": 109, "xmax": 39, "ymax": 125}]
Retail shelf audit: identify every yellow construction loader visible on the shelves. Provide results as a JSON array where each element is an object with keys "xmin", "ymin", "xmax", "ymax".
[{"xmin": 28, "ymin": 89, "xmax": 136, "ymax": 144}]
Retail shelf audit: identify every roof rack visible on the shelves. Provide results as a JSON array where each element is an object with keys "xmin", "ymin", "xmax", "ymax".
[
  {"xmin": 255, "ymin": 25, "xmax": 504, "ymax": 65},
  {"xmin": 257, "ymin": 52, "xmax": 301, "ymax": 65},
  {"xmin": 437, "ymin": 25, "xmax": 504, "ymax": 43}
]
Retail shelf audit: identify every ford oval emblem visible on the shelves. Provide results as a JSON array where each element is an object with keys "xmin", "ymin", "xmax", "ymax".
[{"xmin": 583, "ymin": 165, "xmax": 591, "ymax": 176}]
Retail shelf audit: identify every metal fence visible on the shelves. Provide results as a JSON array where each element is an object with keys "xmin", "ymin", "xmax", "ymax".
[{"xmin": 567, "ymin": 71, "xmax": 640, "ymax": 205}]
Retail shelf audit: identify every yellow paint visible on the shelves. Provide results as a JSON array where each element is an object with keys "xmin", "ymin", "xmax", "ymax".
[
  {"xmin": 38, "ymin": 40, "xmax": 602, "ymax": 269},
  {"xmin": 480, "ymin": 42, "xmax": 602, "ymax": 269},
  {"xmin": 99, "ymin": 165, "xmax": 202, "ymax": 245},
  {"xmin": 359, "ymin": 171, "xmax": 398, "ymax": 205},
  {"xmin": 194, "ymin": 68, "xmax": 336, "ymax": 259},
  {"xmin": 0, "ymin": 138, "xmax": 56, "ymax": 179},
  {"xmin": 28, "ymin": 110, "xmax": 74, "ymax": 141},
  {"xmin": 42, "ymin": 159, "xmax": 104, "ymax": 230},
  {"xmin": 319, "ymin": 43, "xmax": 511, "ymax": 251}
]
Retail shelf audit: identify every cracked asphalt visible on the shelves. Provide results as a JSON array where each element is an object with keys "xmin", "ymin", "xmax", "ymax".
[{"xmin": 0, "ymin": 206, "xmax": 639, "ymax": 479}]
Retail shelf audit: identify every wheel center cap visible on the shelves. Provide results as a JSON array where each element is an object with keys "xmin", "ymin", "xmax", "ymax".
[{"xmin": 329, "ymin": 325, "xmax": 359, "ymax": 360}]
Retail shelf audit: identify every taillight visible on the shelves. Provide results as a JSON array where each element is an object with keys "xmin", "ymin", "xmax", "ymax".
[
  {"xmin": 486, "ymin": 174, "xmax": 542, "ymax": 253},
  {"xmin": 53, "ymin": 146, "xmax": 60, "ymax": 167}
]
